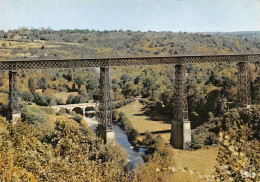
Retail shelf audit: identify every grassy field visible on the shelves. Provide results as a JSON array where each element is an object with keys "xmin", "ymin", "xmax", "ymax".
[
  {"xmin": 55, "ymin": 91, "xmax": 78, "ymax": 103},
  {"xmin": 116, "ymin": 99, "xmax": 172, "ymax": 141}
]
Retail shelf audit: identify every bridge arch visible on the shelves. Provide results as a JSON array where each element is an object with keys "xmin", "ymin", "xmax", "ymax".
[
  {"xmin": 85, "ymin": 106, "xmax": 96, "ymax": 118},
  {"xmin": 72, "ymin": 107, "xmax": 84, "ymax": 116}
]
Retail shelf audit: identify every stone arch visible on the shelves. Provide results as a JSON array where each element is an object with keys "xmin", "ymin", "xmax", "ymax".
[
  {"xmin": 85, "ymin": 106, "xmax": 96, "ymax": 118},
  {"xmin": 72, "ymin": 107, "xmax": 83, "ymax": 115}
]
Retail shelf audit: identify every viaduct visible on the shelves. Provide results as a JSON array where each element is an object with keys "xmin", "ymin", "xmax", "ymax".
[{"xmin": 1, "ymin": 53, "xmax": 259, "ymax": 149}]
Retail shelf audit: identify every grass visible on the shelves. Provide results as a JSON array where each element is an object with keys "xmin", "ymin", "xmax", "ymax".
[
  {"xmin": 54, "ymin": 91, "xmax": 78, "ymax": 103},
  {"xmin": 116, "ymin": 99, "xmax": 172, "ymax": 141},
  {"xmin": 172, "ymin": 146, "xmax": 219, "ymax": 175}
]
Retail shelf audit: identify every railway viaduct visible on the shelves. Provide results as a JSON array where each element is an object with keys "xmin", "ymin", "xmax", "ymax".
[{"xmin": 1, "ymin": 53, "xmax": 259, "ymax": 149}]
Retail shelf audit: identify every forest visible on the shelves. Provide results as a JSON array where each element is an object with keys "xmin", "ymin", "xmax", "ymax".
[{"xmin": 0, "ymin": 28, "xmax": 259, "ymax": 181}]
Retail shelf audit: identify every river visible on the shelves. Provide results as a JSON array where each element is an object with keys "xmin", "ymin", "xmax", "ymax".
[{"xmin": 84, "ymin": 117, "xmax": 146, "ymax": 168}]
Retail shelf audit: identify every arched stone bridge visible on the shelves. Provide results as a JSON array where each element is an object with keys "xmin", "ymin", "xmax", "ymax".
[{"xmin": 51, "ymin": 103, "xmax": 97, "ymax": 116}]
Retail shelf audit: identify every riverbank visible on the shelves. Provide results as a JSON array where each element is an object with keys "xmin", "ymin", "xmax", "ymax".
[
  {"xmin": 115, "ymin": 99, "xmax": 219, "ymax": 181},
  {"xmin": 84, "ymin": 116, "xmax": 146, "ymax": 169}
]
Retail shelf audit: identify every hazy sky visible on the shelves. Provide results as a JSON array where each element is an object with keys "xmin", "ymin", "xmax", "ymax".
[{"xmin": 0, "ymin": 0, "xmax": 260, "ymax": 32}]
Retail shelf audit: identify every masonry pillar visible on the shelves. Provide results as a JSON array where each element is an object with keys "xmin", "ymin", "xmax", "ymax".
[
  {"xmin": 170, "ymin": 64, "xmax": 191, "ymax": 150},
  {"xmin": 82, "ymin": 107, "xmax": 86, "ymax": 117},
  {"xmin": 96, "ymin": 66, "xmax": 115, "ymax": 144},
  {"xmin": 8, "ymin": 70, "xmax": 21, "ymax": 123},
  {"xmin": 237, "ymin": 61, "xmax": 252, "ymax": 108}
]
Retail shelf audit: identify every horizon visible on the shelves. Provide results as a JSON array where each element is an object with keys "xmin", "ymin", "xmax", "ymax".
[
  {"xmin": 1, "ymin": 27, "xmax": 260, "ymax": 33},
  {"xmin": 0, "ymin": 0, "xmax": 260, "ymax": 32}
]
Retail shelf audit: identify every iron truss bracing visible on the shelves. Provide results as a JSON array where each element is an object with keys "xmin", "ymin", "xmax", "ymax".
[
  {"xmin": 9, "ymin": 71, "xmax": 19, "ymax": 113},
  {"xmin": 0, "ymin": 53, "xmax": 259, "ymax": 70},
  {"xmin": 97, "ymin": 66, "xmax": 112, "ymax": 130}
]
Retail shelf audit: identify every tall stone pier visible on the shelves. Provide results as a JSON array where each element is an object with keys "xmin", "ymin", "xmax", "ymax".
[
  {"xmin": 96, "ymin": 66, "xmax": 115, "ymax": 144},
  {"xmin": 170, "ymin": 64, "xmax": 191, "ymax": 150}
]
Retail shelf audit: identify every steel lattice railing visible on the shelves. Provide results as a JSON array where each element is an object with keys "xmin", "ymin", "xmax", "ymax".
[{"xmin": 0, "ymin": 53, "xmax": 259, "ymax": 70}]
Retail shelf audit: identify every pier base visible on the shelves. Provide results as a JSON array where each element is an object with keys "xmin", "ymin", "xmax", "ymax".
[
  {"xmin": 96, "ymin": 126, "xmax": 115, "ymax": 144},
  {"xmin": 12, "ymin": 113, "xmax": 21, "ymax": 124},
  {"xmin": 170, "ymin": 120, "xmax": 191, "ymax": 150}
]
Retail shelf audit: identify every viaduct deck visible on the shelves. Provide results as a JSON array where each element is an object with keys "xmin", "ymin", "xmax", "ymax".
[{"xmin": 0, "ymin": 53, "xmax": 259, "ymax": 70}]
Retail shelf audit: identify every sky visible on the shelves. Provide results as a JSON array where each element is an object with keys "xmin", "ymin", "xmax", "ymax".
[{"xmin": 0, "ymin": 0, "xmax": 260, "ymax": 32}]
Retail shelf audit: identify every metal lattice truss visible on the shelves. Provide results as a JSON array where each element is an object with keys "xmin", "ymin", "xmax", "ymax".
[
  {"xmin": 0, "ymin": 53, "xmax": 259, "ymax": 70},
  {"xmin": 237, "ymin": 62, "xmax": 251, "ymax": 106},
  {"xmin": 173, "ymin": 64, "xmax": 189, "ymax": 122},
  {"xmin": 9, "ymin": 71, "xmax": 19, "ymax": 113},
  {"xmin": 97, "ymin": 66, "xmax": 112, "ymax": 130}
]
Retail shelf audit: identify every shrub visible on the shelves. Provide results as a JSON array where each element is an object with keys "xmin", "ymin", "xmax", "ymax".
[
  {"xmin": 56, "ymin": 98, "xmax": 64, "ymax": 105},
  {"xmin": 33, "ymin": 92, "xmax": 48, "ymax": 106},
  {"xmin": 21, "ymin": 91, "xmax": 34, "ymax": 102},
  {"xmin": 56, "ymin": 107, "xmax": 67, "ymax": 115},
  {"xmin": 73, "ymin": 114, "xmax": 83, "ymax": 123},
  {"xmin": 39, "ymin": 107, "xmax": 54, "ymax": 114},
  {"xmin": 21, "ymin": 105, "xmax": 46, "ymax": 125},
  {"xmin": 114, "ymin": 111, "xmax": 139, "ymax": 142}
]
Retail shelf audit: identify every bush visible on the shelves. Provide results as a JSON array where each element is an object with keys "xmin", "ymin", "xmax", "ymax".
[
  {"xmin": 39, "ymin": 107, "xmax": 54, "ymax": 114},
  {"xmin": 114, "ymin": 111, "xmax": 139, "ymax": 142},
  {"xmin": 21, "ymin": 91, "xmax": 34, "ymax": 102},
  {"xmin": 33, "ymin": 92, "xmax": 48, "ymax": 106},
  {"xmin": 73, "ymin": 114, "xmax": 83, "ymax": 123},
  {"xmin": 56, "ymin": 98, "xmax": 64, "ymax": 105},
  {"xmin": 66, "ymin": 94, "xmax": 86, "ymax": 104},
  {"xmin": 56, "ymin": 107, "xmax": 67, "ymax": 115},
  {"xmin": 0, "ymin": 116, "xmax": 7, "ymax": 124},
  {"xmin": 21, "ymin": 105, "xmax": 46, "ymax": 125}
]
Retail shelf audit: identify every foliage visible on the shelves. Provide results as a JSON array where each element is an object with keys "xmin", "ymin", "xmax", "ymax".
[
  {"xmin": 113, "ymin": 111, "xmax": 139, "ymax": 142},
  {"xmin": 28, "ymin": 77, "xmax": 36, "ymax": 93},
  {"xmin": 21, "ymin": 105, "xmax": 47, "ymax": 125},
  {"xmin": 135, "ymin": 134, "xmax": 175, "ymax": 182},
  {"xmin": 66, "ymin": 94, "xmax": 87, "ymax": 104},
  {"xmin": 56, "ymin": 107, "xmax": 68, "ymax": 116},
  {"xmin": 72, "ymin": 114, "xmax": 83, "ymax": 123},
  {"xmin": 39, "ymin": 107, "xmax": 54, "ymax": 115},
  {"xmin": 0, "ymin": 119, "xmax": 130, "ymax": 181},
  {"xmin": 21, "ymin": 91, "xmax": 34, "ymax": 103},
  {"xmin": 215, "ymin": 108, "xmax": 260, "ymax": 182}
]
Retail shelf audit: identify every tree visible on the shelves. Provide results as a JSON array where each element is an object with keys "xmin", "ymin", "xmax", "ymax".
[
  {"xmin": 119, "ymin": 74, "xmax": 133, "ymax": 98},
  {"xmin": 85, "ymin": 80, "xmax": 94, "ymax": 92},
  {"xmin": 37, "ymin": 77, "xmax": 47, "ymax": 90},
  {"xmin": 21, "ymin": 91, "xmax": 34, "ymax": 102},
  {"xmin": 1, "ymin": 43, "xmax": 7, "ymax": 48},
  {"xmin": 142, "ymin": 76, "xmax": 158, "ymax": 98},
  {"xmin": 28, "ymin": 77, "xmax": 36, "ymax": 93},
  {"xmin": 74, "ymin": 76, "xmax": 84, "ymax": 90}
]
